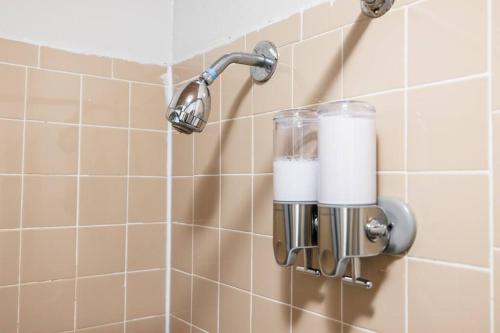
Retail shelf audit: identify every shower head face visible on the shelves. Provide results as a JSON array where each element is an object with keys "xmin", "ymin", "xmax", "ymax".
[{"xmin": 168, "ymin": 78, "xmax": 211, "ymax": 134}]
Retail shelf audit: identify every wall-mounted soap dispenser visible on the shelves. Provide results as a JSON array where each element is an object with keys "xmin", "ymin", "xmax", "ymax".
[{"xmin": 272, "ymin": 102, "xmax": 417, "ymax": 289}]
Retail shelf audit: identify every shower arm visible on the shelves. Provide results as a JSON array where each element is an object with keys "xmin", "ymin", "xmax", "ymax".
[{"xmin": 199, "ymin": 41, "xmax": 279, "ymax": 85}]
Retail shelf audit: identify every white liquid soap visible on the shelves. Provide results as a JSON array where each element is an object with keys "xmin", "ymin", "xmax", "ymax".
[
  {"xmin": 318, "ymin": 111, "xmax": 376, "ymax": 205},
  {"xmin": 273, "ymin": 159, "xmax": 319, "ymax": 202}
]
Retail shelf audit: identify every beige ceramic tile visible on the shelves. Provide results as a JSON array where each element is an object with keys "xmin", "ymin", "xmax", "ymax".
[
  {"xmin": 170, "ymin": 270, "xmax": 192, "ymax": 321},
  {"xmin": 127, "ymin": 316, "xmax": 165, "ymax": 333},
  {"xmin": 76, "ymin": 274, "xmax": 125, "ymax": 329},
  {"xmin": 343, "ymin": 10, "xmax": 404, "ymax": 97},
  {"xmin": 194, "ymin": 122, "xmax": 220, "ymax": 175},
  {"xmin": 205, "ymin": 38, "xmax": 251, "ymax": 120},
  {"xmin": 253, "ymin": 175, "xmax": 273, "ymax": 235},
  {"xmin": 0, "ymin": 175, "xmax": 21, "ymax": 229},
  {"xmin": 253, "ymin": 46, "xmax": 292, "ymax": 114},
  {"xmin": 173, "ymin": 54, "xmax": 204, "ymax": 84},
  {"xmin": 219, "ymin": 285, "xmax": 251, "ymax": 333},
  {"xmin": 172, "ymin": 133, "xmax": 193, "ymax": 176},
  {"xmin": 27, "ymin": 69, "xmax": 80, "ymax": 123},
  {"xmin": 191, "ymin": 327, "xmax": 207, "ymax": 333},
  {"xmin": 0, "ymin": 231, "xmax": 19, "ymax": 285},
  {"xmin": 494, "ymin": 0, "xmax": 500, "ymax": 109},
  {"xmin": 127, "ymin": 223, "xmax": 166, "ymax": 271},
  {"xmin": 494, "ymin": 116, "xmax": 500, "ymax": 246},
  {"xmin": 343, "ymin": 256, "xmax": 405, "ymax": 333},
  {"xmin": 79, "ymin": 177, "xmax": 127, "ymax": 225},
  {"xmin": 78, "ymin": 226, "xmax": 126, "ymax": 276},
  {"xmin": 0, "ymin": 37, "xmax": 38, "ymax": 66},
  {"xmin": 77, "ymin": 323, "xmax": 124, "ymax": 333},
  {"xmin": 171, "ymin": 223, "xmax": 192, "ymax": 273},
  {"xmin": 496, "ymin": 251, "xmax": 500, "ymax": 331},
  {"xmin": 221, "ymin": 66, "xmax": 252, "ymax": 120},
  {"xmin": 362, "ymin": 91, "xmax": 404, "ymax": 171},
  {"xmin": 246, "ymin": 14, "xmax": 300, "ymax": 50},
  {"xmin": 220, "ymin": 230, "xmax": 251, "ymax": 290},
  {"xmin": 221, "ymin": 118, "xmax": 252, "ymax": 173},
  {"xmin": 408, "ymin": 0, "xmax": 487, "ymax": 85},
  {"xmin": 194, "ymin": 176, "xmax": 219, "ymax": 227},
  {"xmin": 131, "ymin": 83, "xmax": 167, "ymax": 130},
  {"xmin": 192, "ymin": 276, "xmax": 218, "ymax": 333},
  {"xmin": 24, "ymin": 122, "xmax": 78, "ymax": 174},
  {"xmin": 22, "ymin": 175, "xmax": 77, "ymax": 227},
  {"xmin": 0, "ymin": 120, "xmax": 23, "ymax": 173},
  {"xmin": 40, "ymin": 47, "xmax": 112, "ymax": 76},
  {"xmin": 82, "ymin": 76, "xmax": 129, "ymax": 126},
  {"xmin": 128, "ymin": 177, "xmax": 166, "ymax": 223},
  {"xmin": 408, "ymin": 79, "xmax": 488, "ymax": 171},
  {"xmin": 253, "ymin": 112, "xmax": 274, "ymax": 173},
  {"xmin": 208, "ymin": 78, "xmax": 221, "ymax": 123},
  {"xmin": 21, "ymin": 228, "xmax": 76, "ymax": 282},
  {"xmin": 408, "ymin": 260, "xmax": 490, "ymax": 333},
  {"xmin": 193, "ymin": 226, "xmax": 219, "ymax": 281},
  {"xmin": 253, "ymin": 235, "xmax": 291, "ymax": 303},
  {"xmin": 221, "ymin": 175, "xmax": 252, "ymax": 231},
  {"xmin": 408, "ymin": 175, "xmax": 489, "ymax": 267},
  {"xmin": 126, "ymin": 270, "xmax": 165, "ymax": 319},
  {"xmin": 112, "ymin": 59, "xmax": 166, "ymax": 84},
  {"xmin": 293, "ymin": 30, "xmax": 342, "ymax": 106},
  {"xmin": 252, "ymin": 296, "xmax": 290, "ymax": 333},
  {"xmin": 293, "ymin": 253, "xmax": 341, "ymax": 319},
  {"xmin": 19, "ymin": 280, "xmax": 75, "ymax": 333},
  {"xmin": 169, "ymin": 316, "xmax": 191, "ymax": 333},
  {"xmin": 393, "ymin": 0, "xmax": 419, "ymax": 7},
  {"xmin": 292, "ymin": 309, "xmax": 342, "ymax": 333},
  {"xmin": 378, "ymin": 174, "xmax": 405, "ymax": 200},
  {"xmin": 0, "ymin": 63, "xmax": 25, "ymax": 119},
  {"xmin": 0, "ymin": 286, "xmax": 18, "ymax": 333},
  {"xmin": 81, "ymin": 126, "xmax": 128, "ymax": 175},
  {"xmin": 302, "ymin": 0, "xmax": 363, "ymax": 39},
  {"xmin": 172, "ymin": 177, "xmax": 193, "ymax": 224},
  {"xmin": 130, "ymin": 130, "xmax": 166, "ymax": 176}
]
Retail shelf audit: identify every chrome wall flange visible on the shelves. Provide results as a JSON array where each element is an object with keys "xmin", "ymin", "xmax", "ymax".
[
  {"xmin": 360, "ymin": 0, "xmax": 395, "ymax": 18},
  {"xmin": 250, "ymin": 41, "xmax": 279, "ymax": 82}
]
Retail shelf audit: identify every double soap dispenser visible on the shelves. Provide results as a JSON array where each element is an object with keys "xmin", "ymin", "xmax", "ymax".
[{"xmin": 272, "ymin": 101, "xmax": 417, "ymax": 289}]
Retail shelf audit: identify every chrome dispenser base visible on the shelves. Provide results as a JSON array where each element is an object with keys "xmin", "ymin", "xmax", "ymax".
[
  {"xmin": 318, "ymin": 197, "xmax": 416, "ymax": 288},
  {"xmin": 273, "ymin": 202, "xmax": 318, "ymax": 267}
]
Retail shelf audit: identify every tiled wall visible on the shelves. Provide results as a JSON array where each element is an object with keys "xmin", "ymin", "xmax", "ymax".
[
  {"xmin": 0, "ymin": 38, "xmax": 168, "ymax": 332},
  {"xmin": 170, "ymin": 0, "xmax": 499, "ymax": 332}
]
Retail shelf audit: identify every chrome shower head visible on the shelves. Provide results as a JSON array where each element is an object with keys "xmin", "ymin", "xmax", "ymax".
[
  {"xmin": 168, "ymin": 78, "xmax": 211, "ymax": 134},
  {"xmin": 167, "ymin": 40, "xmax": 279, "ymax": 134}
]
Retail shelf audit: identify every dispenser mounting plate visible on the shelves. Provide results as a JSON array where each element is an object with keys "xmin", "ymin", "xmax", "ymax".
[
  {"xmin": 250, "ymin": 41, "xmax": 279, "ymax": 82},
  {"xmin": 378, "ymin": 197, "xmax": 417, "ymax": 255}
]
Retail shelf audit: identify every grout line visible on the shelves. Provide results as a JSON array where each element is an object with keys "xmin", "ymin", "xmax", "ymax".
[
  {"xmin": 15, "ymin": 64, "xmax": 28, "ymax": 333},
  {"xmin": 403, "ymin": 5, "xmax": 410, "ymax": 333},
  {"xmin": 0, "ymin": 60, "xmax": 166, "ymax": 87},
  {"xmin": 249, "ymin": 75, "xmax": 255, "ymax": 333},
  {"xmin": 339, "ymin": 26, "xmax": 345, "ymax": 333},
  {"xmin": 123, "ymin": 81, "xmax": 132, "ymax": 333},
  {"xmin": 165, "ymin": 67, "xmax": 173, "ymax": 333},
  {"xmin": 486, "ymin": 0, "xmax": 495, "ymax": 331},
  {"xmin": 407, "ymin": 256, "xmax": 491, "ymax": 273},
  {"xmin": 0, "ymin": 115, "xmax": 168, "ymax": 133},
  {"xmin": 72, "ymin": 73, "xmax": 84, "ymax": 331},
  {"xmin": 0, "ymin": 268, "xmax": 166, "ymax": 289}
]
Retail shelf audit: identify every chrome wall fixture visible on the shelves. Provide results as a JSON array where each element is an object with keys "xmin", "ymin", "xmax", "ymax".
[
  {"xmin": 167, "ymin": 40, "xmax": 278, "ymax": 134},
  {"xmin": 272, "ymin": 102, "xmax": 416, "ymax": 289},
  {"xmin": 360, "ymin": 0, "xmax": 394, "ymax": 17}
]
